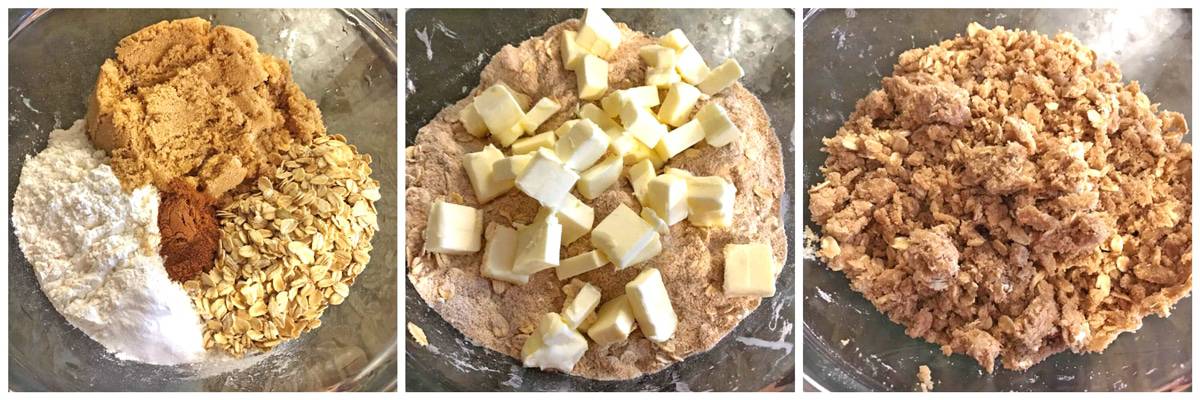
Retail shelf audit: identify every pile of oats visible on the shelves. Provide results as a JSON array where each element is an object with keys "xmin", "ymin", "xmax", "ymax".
[{"xmin": 186, "ymin": 134, "xmax": 381, "ymax": 357}]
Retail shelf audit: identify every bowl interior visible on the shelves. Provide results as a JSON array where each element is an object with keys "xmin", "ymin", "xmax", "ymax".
[
  {"xmin": 8, "ymin": 8, "xmax": 399, "ymax": 391},
  {"xmin": 801, "ymin": 8, "xmax": 1192, "ymax": 392},
  {"xmin": 404, "ymin": 9, "xmax": 797, "ymax": 391}
]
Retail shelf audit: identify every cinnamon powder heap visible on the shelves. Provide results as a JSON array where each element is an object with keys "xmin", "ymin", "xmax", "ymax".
[{"xmin": 158, "ymin": 182, "xmax": 220, "ymax": 282}]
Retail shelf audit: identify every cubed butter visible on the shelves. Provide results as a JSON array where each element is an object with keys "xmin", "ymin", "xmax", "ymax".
[
  {"xmin": 462, "ymin": 144, "xmax": 512, "ymax": 203},
  {"xmin": 640, "ymin": 207, "xmax": 670, "ymax": 235},
  {"xmin": 675, "ymin": 45, "xmax": 710, "ymax": 85},
  {"xmin": 600, "ymin": 90, "xmax": 629, "ymax": 117},
  {"xmin": 562, "ymin": 282, "xmax": 602, "ymax": 329},
  {"xmin": 646, "ymin": 66, "xmax": 681, "ymax": 88},
  {"xmin": 644, "ymin": 173, "xmax": 689, "ymax": 225},
  {"xmin": 480, "ymin": 224, "xmax": 531, "ymax": 285},
  {"xmin": 586, "ymin": 294, "xmax": 637, "ymax": 345},
  {"xmin": 458, "ymin": 102, "xmax": 488, "ymax": 137},
  {"xmin": 424, "ymin": 201, "xmax": 483, "ymax": 254},
  {"xmin": 575, "ymin": 8, "xmax": 622, "ymax": 58},
  {"xmin": 654, "ymin": 119, "xmax": 706, "ymax": 160},
  {"xmin": 627, "ymin": 229, "xmax": 662, "ymax": 267},
  {"xmin": 496, "ymin": 82, "xmax": 533, "ymax": 110},
  {"xmin": 560, "ymin": 30, "xmax": 587, "ymax": 71},
  {"xmin": 577, "ymin": 54, "xmax": 609, "ymax": 100},
  {"xmin": 555, "ymin": 119, "xmax": 610, "ymax": 172},
  {"xmin": 624, "ymin": 268, "xmax": 678, "ymax": 342},
  {"xmin": 627, "ymin": 159, "xmax": 656, "ymax": 202},
  {"xmin": 591, "ymin": 203, "xmax": 659, "ymax": 269},
  {"xmin": 624, "ymin": 85, "xmax": 661, "ymax": 108},
  {"xmin": 521, "ymin": 98, "xmax": 563, "ymax": 133},
  {"xmin": 656, "ymin": 82, "xmax": 702, "ymax": 127},
  {"xmin": 513, "ymin": 214, "xmax": 563, "ymax": 274},
  {"xmin": 723, "ymin": 243, "xmax": 776, "ymax": 297},
  {"xmin": 621, "ymin": 103, "xmax": 669, "ymax": 147},
  {"xmin": 639, "ymin": 44, "xmax": 677, "ymax": 68},
  {"xmin": 658, "ymin": 29, "xmax": 692, "ymax": 51},
  {"xmin": 511, "ymin": 131, "xmax": 557, "ymax": 155},
  {"xmin": 516, "ymin": 148, "xmax": 580, "ymax": 208},
  {"xmin": 535, "ymin": 193, "xmax": 594, "ymax": 245},
  {"xmin": 579, "ymin": 103, "xmax": 621, "ymax": 132},
  {"xmin": 687, "ymin": 175, "xmax": 736, "ymax": 227},
  {"xmin": 556, "ymin": 250, "xmax": 610, "ymax": 280},
  {"xmin": 608, "ymin": 134, "xmax": 643, "ymax": 164},
  {"xmin": 522, "ymin": 312, "xmax": 588, "ymax": 373},
  {"xmin": 492, "ymin": 121, "xmax": 526, "ymax": 147},
  {"xmin": 577, "ymin": 155, "xmax": 623, "ymax": 200},
  {"xmin": 554, "ymin": 119, "xmax": 580, "ymax": 137},
  {"xmin": 493, "ymin": 153, "xmax": 532, "ymax": 181},
  {"xmin": 698, "ymin": 58, "xmax": 745, "ymax": 95},
  {"xmin": 695, "ymin": 102, "xmax": 741, "ymax": 147},
  {"xmin": 474, "ymin": 84, "xmax": 526, "ymax": 136}
]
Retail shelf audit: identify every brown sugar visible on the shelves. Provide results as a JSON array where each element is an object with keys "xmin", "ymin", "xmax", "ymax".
[
  {"xmin": 810, "ymin": 23, "xmax": 1191, "ymax": 372},
  {"xmin": 157, "ymin": 181, "xmax": 220, "ymax": 282},
  {"xmin": 86, "ymin": 17, "xmax": 325, "ymax": 198}
]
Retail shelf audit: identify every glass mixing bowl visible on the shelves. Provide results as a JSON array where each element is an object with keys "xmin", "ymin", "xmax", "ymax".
[
  {"xmin": 8, "ymin": 8, "xmax": 398, "ymax": 391},
  {"xmin": 802, "ymin": 8, "xmax": 1192, "ymax": 392},
  {"xmin": 405, "ymin": 9, "xmax": 796, "ymax": 391}
]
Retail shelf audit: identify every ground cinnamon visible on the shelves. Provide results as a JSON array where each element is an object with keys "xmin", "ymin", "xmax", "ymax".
[{"xmin": 157, "ymin": 181, "xmax": 220, "ymax": 282}]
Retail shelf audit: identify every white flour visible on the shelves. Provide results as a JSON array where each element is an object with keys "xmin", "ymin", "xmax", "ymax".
[{"xmin": 12, "ymin": 120, "xmax": 209, "ymax": 365}]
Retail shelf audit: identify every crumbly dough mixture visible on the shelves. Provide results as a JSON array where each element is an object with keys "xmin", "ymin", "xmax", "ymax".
[
  {"xmin": 406, "ymin": 20, "xmax": 786, "ymax": 380},
  {"xmin": 86, "ymin": 17, "xmax": 325, "ymax": 198},
  {"xmin": 810, "ymin": 23, "xmax": 1191, "ymax": 372}
]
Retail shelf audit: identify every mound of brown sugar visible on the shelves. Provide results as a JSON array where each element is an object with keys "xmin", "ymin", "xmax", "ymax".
[
  {"xmin": 158, "ymin": 181, "xmax": 219, "ymax": 282},
  {"xmin": 810, "ymin": 23, "xmax": 1191, "ymax": 372},
  {"xmin": 86, "ymin": 17, "xmax": 325, "ymax": 197}
]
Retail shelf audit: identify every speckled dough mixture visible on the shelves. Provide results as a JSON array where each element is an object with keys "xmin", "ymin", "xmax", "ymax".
[
  {"xmin": 810, "ymin": 24, "xmax": 1191, "ymax": 372},
  {"xmin": 406, "ymin": 20, "xmax": 787, "ymax": 380}
]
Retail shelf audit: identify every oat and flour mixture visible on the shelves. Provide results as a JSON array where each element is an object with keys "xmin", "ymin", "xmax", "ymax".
[{"xmin": 810, "ymin": 23, "xmax": 1191, "ymax": 371}]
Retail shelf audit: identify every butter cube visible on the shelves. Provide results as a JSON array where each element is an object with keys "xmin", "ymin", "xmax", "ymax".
[
  {"xmin": 609, "ymin": 134, "xmax": 647, "ymax": 165},
  {"xmin": 557, "ymin": 250, "xmax": 610, "ymax": 280},
  {"xmin": 698, "ymin": 59, "xmax": 745, "ymax": 95},
  {"xmin": 600, "ymin": 90, "xmax": 629, "ymax": 117},
  {"xmin": 462, "ymin": 144, "xmax": 512, "ymax": 203},
  {"xmin": 687, "ymin": 175, "xmax": 736, "ymax": 227},
  {"xmin": 577, "ymin": 155, "xmax": 623, "ymax": 200},
  {"xmin": 657, "ymin": 82, "xmax": 702, "ymax": 127},
  {"xmin": 620, "ymin": 103, "xmax": 669, "ymax": 147},
  {"xmin": 640, "ymin": 207, "xmax": 670, "ymax": 235},
  {"xmin": 513, "ymin": 214, "xmax": 562, "ymax": 274},
  {"xmin": 511, "ymin": 131, "xmax": 557, "ymax": 155},
  {"xmin": 658, "ymin": 29, "xmax": 692, "ymax": 51},
  {"xmin": 724, "ymin": 243, "xmax": 776, "ymax": 297},
  {"xmin": 675, "ymin": 45, "xmax": 710, "ymax": 85},
  {"xmin": 480, "ymin": 224, "xmax": 531, "ymax": 285},
  {"xmin": 591, "ymin": 203, "xmax": 659, "ymax": 269},
  {"xmin": 493, "ymin": 154, "xmax": 532, "ymax": 181},
  {"xmin": 522, "ymin": 312, "xmax": 588, "ymax": 372},
  {"xmin": 554, "ymin": 119, "xmax": 580, "ymax": 137},
  {"xmin": 555, "ymin": 119, "xmax": 610, "ymax": 172},
  {"xmin": 586, "ymin": 294, "xmax": 637, "ymax": 345},
  {"xmin": 626, "ymin": 230, "xmax": 662, "ymax": 266},
  {"xmin": 492, "ymin": 121, "xmax": 526, "ymax": 147},
  {"xmin": 627, "ymin": 159, "xmax": 656, "ymax": 202},
  {"xmin": 645, "ymin": 173, "xmax": 689, "ymax": 225},
  {"xmin": 575, "ymin": 8, "xmax": 622, "ymax": 59},
  {"xmin": 646, "ymin": 66, "xmax": 681, "ymax": 88},
  {"xmin": 535, "ymin": 193, "xmax": 594, "ymax": 245},
  {"xmin": 562, "ymin": 282, "xmax": 602, "ymax": 329},
  {"xmin": 654, "ymin": 119, "xmax": 706, "ymax": 160},
  {"xmin": 516, "ymin": 148, "xmax": 580, "ymax": 208},
  {"xmin": 496, "ymin": 82, "xmax": 533, "ymax": 110},
  {"xmin": 625, "ymin": 86, "xmax": 661, "ymax": 108},
  {"xmin": 424, "ymin": 201, "xmax": 483, "ymax": 254},
  {"xmin": 579, "ymin": 103, "xmax": 621, "ymax": 132},
  {"xmin": 695, "ymin": 102, "xmax": 741, "ymax": 147},
  {"xmin": 560, "ymin": 30, "xmax": 587, "ymax": 71},
  {"xmin": 577, "ymin": 54, "xmax": 609, "ymax": 100},
  {"xmin": 521, "ymin": 98, "xmax": 563, "ymax": 134},
  {"xmin": 474, "ymin": 84, "xmax": 526, "ymax": 136},
  {"xmin": 458, "ymin": 102, "xmax": 488, "ymax": 137},
  {"xmin": 625, "ymin": 268, "xmax": 678, "ymax": 342},
  {"xmin": 639, "ymin": 45, "xmax": 677, "ymax": 68}
]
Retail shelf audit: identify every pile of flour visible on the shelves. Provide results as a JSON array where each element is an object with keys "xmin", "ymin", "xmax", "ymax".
[{"xmin": 12, "ymin": 119, "xmax": 209, "ymax": 365}]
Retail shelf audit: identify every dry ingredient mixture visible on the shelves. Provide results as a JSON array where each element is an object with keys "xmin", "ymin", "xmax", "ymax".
[
  {"xmin": 810, "ymin": 23, "xmax": 1191, "ymax": 372},
  {"xmin": 406, "ymin": 18, "xmax": 786, "ymax": 380},
  {"xmin": 13, "ymin": 120, "xmax": 208, "ymax": 365}
]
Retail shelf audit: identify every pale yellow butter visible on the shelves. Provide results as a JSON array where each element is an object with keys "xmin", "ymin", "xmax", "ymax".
[
  {"xmin": 723, "ymin": 243, "xmax": 776, "ymax": 297},
  {"xmin": 625, "ymin": 268, "xmax": 678, "ymax": 342},
  {"xmin": 698, "ymin": 58, "xmax": 745, "ymax": 95},
  {"xmin": 657, "ymin": 82, "xmax": 702, "ymax": 127},
  {"xmin": 462, "ymin": 144, "xmax": 512, "ymax": 203},
  {"xmin": 424, "ymin": 201, "xmax": 483, "ymax": 254},
  {"xmin": 586, "ymin": 294, "xmax": 638, "ymax": 345},
  {"xmin": 556, "ymin": 250, "xmax": 610, "ymax": 280},
  {"xmin": 654, "ymin": 119, "xmax": 706, "ymax": 160}
]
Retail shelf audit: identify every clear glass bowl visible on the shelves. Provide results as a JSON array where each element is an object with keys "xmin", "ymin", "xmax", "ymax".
[
  {"xmin": 7, "ymin": 8, "xmax": 398, "ymax": 391},
  {"xmin": 802, "ymin": 8, "xmax": 1192, "ymax": 392},
  {"xmin": 404, "ymin": 9, "xmax": 796, "ymax": 391}
]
